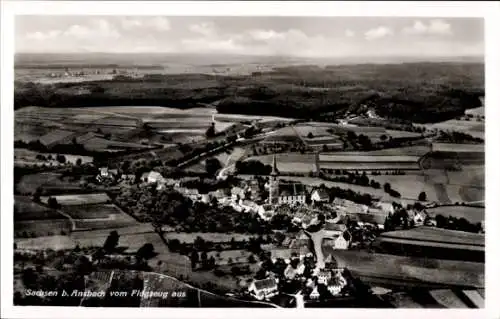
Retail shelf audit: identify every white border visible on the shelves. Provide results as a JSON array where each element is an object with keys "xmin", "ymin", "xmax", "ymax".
[{"xmin": 2, "ymin": 1, "xmax": 500, "ymax": 319}]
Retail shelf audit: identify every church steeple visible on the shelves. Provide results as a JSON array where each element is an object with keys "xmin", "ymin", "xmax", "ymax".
[{"xmin": 271, "ymin": 153, "xmax": 278, "ymax": 176}]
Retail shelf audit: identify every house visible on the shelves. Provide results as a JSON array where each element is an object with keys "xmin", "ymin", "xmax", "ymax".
[
  {"xmin": 231, "ymin": 187, "xmax": 246, "ymax": 201},
  {"xmin": 322, "ymin": 223, "xmax": 351, "ymax": 250},
  {"xmin": 120, "ymin": 174, "xmax": 135, "ymax": 183},
  {"xmin": 309, "ymin": 286, "xmax": 320, "ymax": 299},
  {"xmin": 258, "ymin": 204, "xmax": 275, "ymax": 221},
  {"xmin": 141, "ymin": 171, "xmax": 165, "ymax": 184},
  {"xmin": 410, "ymin": 210, "xmax": 427, "ymax": 226},
  {"xmin": 97, "ymin": 167, "xmax": 118, "ymax": 182},
  {"xmin": 276, "ymin": 182, "xmax": 307, "ymax": 205},
  {"xmin": 248, "ymin": 278, "xmax": 279, "ymax": 300},
  {"xmin": 327, "ymin": 274, "xmax": 347, "ymax": 296},
  {"xmin": 373, "ymin": 201, "xmax": 395, "ymax": 215},
  {"xmin": 311, "ymin": 188, "xmax": 330, "ymax": 203},
  {"xmin": 317, "ymin": 270, "xmax": 332, "ymax": 285},
  {"xmin": 177, "ymin": 188, "xmax": 200, "ymax": 201}
]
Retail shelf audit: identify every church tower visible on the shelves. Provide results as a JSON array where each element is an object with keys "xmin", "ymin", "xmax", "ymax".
[{"xmin": 268, "ymin": 153, "xmax": 279, "ymax": 204}]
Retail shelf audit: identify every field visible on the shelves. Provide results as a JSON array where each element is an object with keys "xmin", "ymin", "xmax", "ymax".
[
  {"xmin": 422, "ymin": 166, "xmax": 484, "ymax": 204},
  {"xmin": 16, "ymin": 172, "xmax": 86, "ymax": 195},
  {"xmin": 40, "ymin": 193, "xmax": 111, "ymax": 206},
  {"xmin": 325, "ymin": 250, "xmax": 484, "ymax": 289},
  {"xmin": 426, "ymin": 206, "xmax": 485, "ymax": 224},
  {"xmin": 244, "ymin": 152, "xmax": 317, "ymax": 173},
  {"xmin": 420, "ymin": 120, "xmax": 484, "ymax": 139},
  {"xmin": 319, "ymin": 154, "xmax": 422, "ymax": 172},
  {"xmin": 261, "ymin": 126, "xmax": 303, "ymax": 144},
  {"xmin": 163, "ymin": 232, "xmax": 255, "ymax": 244},
  {"xmin": 432, "ymin": 143, "xmax": 484, "ymax": 153},
  {"xmin": 370, "ymin": 175, "xmax": 438, "ymax": 202},
  {"xmin": 14, "ymin": 195, "xmax": 61, "ymax": 220},
  {"xmin": 14, "ymin": 148, "xmax": 93, "ymax": 166},
  {"xmin": 15, "ymin": 219, "xmax": 72, "ymax": 238}
]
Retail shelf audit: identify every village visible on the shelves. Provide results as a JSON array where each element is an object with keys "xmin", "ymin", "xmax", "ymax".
[{"xmin": 90, "ymin": 151, "xmax": 440, "ymax": 304}]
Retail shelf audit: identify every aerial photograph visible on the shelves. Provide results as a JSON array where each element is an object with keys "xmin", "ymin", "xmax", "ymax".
[{"xmin": 12, "ymin": 15, "xmax": 485, "ymax": 308}]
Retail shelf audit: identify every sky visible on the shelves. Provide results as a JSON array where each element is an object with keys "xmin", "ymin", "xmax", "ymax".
[{"xmin": 15, "ymin": 16, "xmax": 484, "ymax": 58}]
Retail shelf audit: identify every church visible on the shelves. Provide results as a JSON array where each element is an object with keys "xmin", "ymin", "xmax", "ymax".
[{"xmin": 268, "ymin": 154, "xmax": 307, "ymax": 205}]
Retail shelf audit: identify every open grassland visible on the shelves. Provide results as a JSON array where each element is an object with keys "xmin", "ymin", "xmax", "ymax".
[
  {"xmin": 433, "ymin": 143, "xmax": 484, "ymax": 153},
  {"xmin": 370, "ymin": 175, "xmax": 438, "ymax": 202},
  {"xmin": 15, "ymin": 219, "xmax": 72, "ymax": 238},
  {"xmin": 40, "ymin": 193, "xmax": 111, "ymax": 206},
  {"xmin": 16, "ymin": 172, "xmax": 85, "ymax": 195},
  {"xmin": 244, "ymin": 152, "xmax": 317, "ymax": 173},
  {"xmin": 421, "ymin": 120, "xmax": 484, "ymax": 139},
  {"xmin": 426, "ymin": 206, "xmax": 485, "ymax": 223}
]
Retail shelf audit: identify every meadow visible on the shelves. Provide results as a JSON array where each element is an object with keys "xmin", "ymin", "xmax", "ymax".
[
  {"xmin": 426, "ymin": 206, "xmax": 485, "ymax": 224},
  {"xmin": 244, "ymin": 152, "xmax": 317, "ymax": 173}
]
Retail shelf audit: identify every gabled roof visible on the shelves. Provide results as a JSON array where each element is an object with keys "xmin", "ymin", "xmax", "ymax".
[
  {"xmin": 253, "ymin": 278, "xmax": 277, "ymax": 290},
  {"xmin": 313, "ymin": 188, "xmax": 330, "ymax": 200}
]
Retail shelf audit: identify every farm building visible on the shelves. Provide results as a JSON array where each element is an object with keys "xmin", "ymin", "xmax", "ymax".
[
  {"xmin": 248, "ymin": 278, "xmax": 279, "ymax": 300},
  {"xmin": 318, "ymin": 154, "xmax": 421, "ymax": 172},
  {"xmin": 141, "ymin": 171, "xmax": 165, "ymax": 184},
  {"xmin": 372, "ymin": 227, "xmax": 485, "ymax": 262},
  {"xmin": 322, "ymin": 223, "xmax": 352, "ymax": 250},
  {"xmin": 278, "ymin": 182, "xmax": 307, "ymax": 205},
  {"xmin": 311, "ymin": 188, "xmax": 330, "ymax": 203}
]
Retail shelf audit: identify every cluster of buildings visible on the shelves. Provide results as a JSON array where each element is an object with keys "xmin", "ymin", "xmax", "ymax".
[{"xmin": 247, "ymin": 251, "xmax": 350, "ymax": 301}]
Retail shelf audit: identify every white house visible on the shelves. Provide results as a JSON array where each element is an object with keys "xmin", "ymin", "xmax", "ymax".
[
  {"xmin": 309, "ymin": 286, "xmax": 320, "ymax": 299},
  {"xmin": 311, "ymin": 189, "xmax": 330, "ymax": 203},
  {"xmin": 248, "ymin": 278, "xmax": 278, "ymax": 300},
  {"xmin": 323, "ymin": 223, "xmax": 351, "ymax": 250},
  {"xmin": 317, "ymin": 270, "xmax": 332, "ymax": 285},
  {"xmin": 141, "ymin": 171, "xmax": 165, "ymax": 184},
  {"xmin": 373, "ymin": 201, "xmax": 395, "ymax": 215}
]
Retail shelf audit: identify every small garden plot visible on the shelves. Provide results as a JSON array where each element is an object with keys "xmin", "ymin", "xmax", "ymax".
[
  {"xmin": 14, "ymin": 196, "xmax": 62, "ymax": 221},
  {"xmin": 426, "ymin": 206, "xmax": 484, "ymax": 224},
  {"xmin": 73, "ymin": 215, "xmax": 138, "ymax": 232},
  {"xmin": 40, "ymin": 193, "xmax": 111, "ymax": 206},
  {"xmin": 62, "ymin": 204, "xmax": 125, "ymax": 219}
]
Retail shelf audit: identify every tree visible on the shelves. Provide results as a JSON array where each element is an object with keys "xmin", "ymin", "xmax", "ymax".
[
  {"xmin": 418, "ymin": 191, "xmax": 427, "ymax": 202},
  {"xmin": 248, "ymin": 254, "xmax": 257, "ymax": 264},
  {"xmin": 136, "ymin": 243, "xmax": 155, "ymax": 260},
  {"xmin": 47, "ymin": 197, "xmax": 59, "ymax": 209},
  {"xmin": 383, "ymin": 183, "xmax": 392, "ymax": 193},
  {"xmin": 194, "ymin": 236, "xmax": 206, "ymax": 251},
  {"xmin": 103, "ymin": 231, "xmax": 120, "ymax": 253},
  {"xmin": 201, "ymin": 251, "xmax": 208, "ymax": 268},
  {"xmin": 76, "ymin": 158, "xmax": 82, "ymax": 166},
  {"xmin": 33, "ymin": 187, "xmax": 42, "ymax": 203},
  {"xmin": 205, "ymin": 123, "xmax": 216, "ymax": 138},
  {"xmin": 190, "ymin": 250, "xmax": 199, "ymax": 269},
  {"xmin": 56, "ymin": 154, "xmax": 66, "ymax": 164},
  {"xmin": 205, "ymin": 158, "xmax": 222, "ymax": 176},
  {"xmin": 380, "ymin": 134, "xmax": 388, "ymax": 142},
  {"xmin": 307, "ymin": 132, "xmax": 314, "ymax": 139}
]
